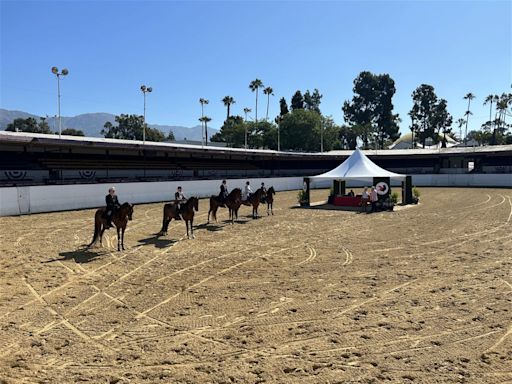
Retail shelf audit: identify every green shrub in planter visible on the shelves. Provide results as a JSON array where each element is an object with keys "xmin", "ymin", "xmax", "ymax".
[
  {"xmin": 390, "ymin": 191, "xmax": 399, "ymax": 204},
  {"xmin": 297, "ymin": 190, "xmax": 308, "ymax": 205}
]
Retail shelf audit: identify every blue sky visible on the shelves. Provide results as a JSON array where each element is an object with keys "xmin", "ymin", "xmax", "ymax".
[{"xmin": 1, "ymin": 0, "xmax": 511, "ymax": 136}]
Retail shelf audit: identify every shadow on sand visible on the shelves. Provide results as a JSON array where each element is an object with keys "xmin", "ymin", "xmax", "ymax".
[
  {"xmin": 138, "ymin": 236, "xmax": 177, "ymax": 248},
  {"xmin": 44, "ymin": 247, "xmax": 105, "ymax": 264}
]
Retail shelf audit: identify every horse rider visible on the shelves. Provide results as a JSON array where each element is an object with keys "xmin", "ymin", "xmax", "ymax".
[
  {"xmin": 219, "ymin": 179, "xmax": 229, "ymax": 205},
  {"xmin": 243, "ymin": 181, "xmax": 253, "ymax": 201},
  {"xmin": 174, "ymin": 186, "xmax": 186, "ymax": 220},
  {"xmin": 260, "ymin": 182, "xmax": 267, "ymax": 203},
  {"xmin": 105, "ymin": 186, "xmax": 120, "ymax": 229}
]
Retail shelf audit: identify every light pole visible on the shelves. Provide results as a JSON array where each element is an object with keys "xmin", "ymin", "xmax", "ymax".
[
  {"xmin": 278, "ymin": 121, "xmax": 281, "ymax": 152},
  {"xmin": 243, "ymin": 107, "xmax": 251, "ymax": 149},
  {"xmin": 320, "ymin": 119, "xmax": 323, "ymax": 153},
  {"xmin": 199, "ymin": 98, "xmax": 209, "ymax": 146},
  {"xmin": 51, "ymin": 66, "xmax": 68, "ymax": 138},
  {"xmin": 140, "ymin": 85, "xmax": 152, "ymax": 144}
]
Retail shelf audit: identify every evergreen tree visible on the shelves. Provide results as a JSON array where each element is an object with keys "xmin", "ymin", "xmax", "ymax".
[
  {"xmin": 290, "ymin": 90, "xmax": 304, "ymax": 110},
  {"xmin": 102, "ymin": 114, "xmax": 165, "ymax": 142}
]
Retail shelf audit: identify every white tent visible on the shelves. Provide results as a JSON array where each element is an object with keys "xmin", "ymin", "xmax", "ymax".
[{"xmin": 311, "ymin": 148, "xmax": 406, "ymax": 180}]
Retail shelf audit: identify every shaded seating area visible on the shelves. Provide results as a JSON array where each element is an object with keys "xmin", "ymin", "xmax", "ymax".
[{"xmin": 302, "ymin": 148, "xmax": 413, "ymax": 208}]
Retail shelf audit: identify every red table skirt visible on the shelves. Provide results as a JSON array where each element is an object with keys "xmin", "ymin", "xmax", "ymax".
[{"xmin": 333, "ymin": 196, "xmax": 362, "ymax": 207}]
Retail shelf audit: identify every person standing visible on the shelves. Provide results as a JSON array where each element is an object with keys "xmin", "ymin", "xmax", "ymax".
[
  {"xmin": 361, "ymin": 187, "xmax": 369, "ymax": 213},
  {"xmin": 105, "ymin": 186, "xmax": 120, "ymax": 229},
  {"xmin": 370, "ymin": 186, "xmax": 379, "ymax": 212}
]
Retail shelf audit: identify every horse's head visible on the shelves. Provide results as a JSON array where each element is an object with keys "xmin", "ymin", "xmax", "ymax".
[
  {"xmin": 128, "ymin": 204, "xmax": 134, "ymax": 220},
  {"xmin": 268, "ymin": 186, "xmax": 275, "ymax": 196},
  {"xmin": 193, "ymin": 197, "xmax": 199, "ymax": 212},
  {"xmin": 121, "ymin": 202, "xmax": 134, "ymax": 220},
  {"xmin": 230, "ymin": 188, "xmax": 242, "ymax": 202}
]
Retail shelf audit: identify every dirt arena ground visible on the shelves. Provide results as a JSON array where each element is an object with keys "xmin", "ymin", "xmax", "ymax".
[{"xmin": 0, "ymin": 187, "xmax": 511, "ymax": 384}]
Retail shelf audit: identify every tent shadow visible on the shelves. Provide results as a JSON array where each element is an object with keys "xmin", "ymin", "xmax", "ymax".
[{"xmin": 294, "ymin": 202, "xmax": 363, "ymax": 213}]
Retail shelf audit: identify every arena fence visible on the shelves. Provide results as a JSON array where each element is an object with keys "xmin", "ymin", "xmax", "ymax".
[{"xmin": 0, "ymin": 174, "xmax": 510, "ymax": 216}]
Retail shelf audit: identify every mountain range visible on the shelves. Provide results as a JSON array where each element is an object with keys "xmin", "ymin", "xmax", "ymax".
[{"xmin": 0, "ymin": 109, "xmax": 218, "ymax": 141}]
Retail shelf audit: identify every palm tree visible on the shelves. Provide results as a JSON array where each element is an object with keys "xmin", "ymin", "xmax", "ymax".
[
  {"xmin": 495, "ymin": 93, "xmax": 511, "ymax": 134},
  {"xmin": 243, "ymin": 107, "xmax": 252, "ymax": 122},
  {"xmin": 483, "ymin": 94, "xmax": 496, "ymax": 124},
  {"xmin": 199, "ymin": 116, "xmax": 212, "ymax": 146},
  {"xmin": 463, "ymin": 92, "xmax": 475, "ymax": 144},
  {"xmin": 263, "ymin": 86, "xmax": 274, "ymax": 121},
  {"xmin": 249, "ymin": 79, "xmax": 264, "ymax": 123},
  {"xmin": 222, "ymin": 96, "xmax": 235, "ymax": 120},
  {"xmin": 456, "ymin": 118, "xmax": 466, "ymax": 142},
  {"xmin": 484, "ymin": 94, "xmax": 499, "ymax": 144}
]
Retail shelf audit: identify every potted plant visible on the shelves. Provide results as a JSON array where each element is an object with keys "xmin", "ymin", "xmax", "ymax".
[
  {"xmin": 298, "ymin": 190, "xmax": 308, "ymax": 206},
  {"xmin": 412, "ymin": 187, "xmax": 421, "ymax": 204},
  {"xmin": 390, "ymin": 191, "xmax": 399, "ymax": 205}
]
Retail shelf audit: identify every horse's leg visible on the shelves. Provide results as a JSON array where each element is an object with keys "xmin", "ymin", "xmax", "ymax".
[
  {"xmin": 99, "ymin": 226, "xmax": 105, "ymax": 247},
  {"xmin": 159, "ymin": 215, "xmax": 168, "ymax": 235},
  {"xmin": 191, "ymin": 218, "xmax": 195, "ymax": 239},
  {"xmin": 117, "ymin": 226, "xmax": 121, "ymax": 251},
  {"xmin": 185, "ymin": 220, "xmax": 190, "ymax": 239},
  {"xmin": 121, "ymin": 226, "xmax": 126, "ymax": 250},
  {"xmin": 164, "ymin": 217, "xmax": 171, "ymax": 235}
]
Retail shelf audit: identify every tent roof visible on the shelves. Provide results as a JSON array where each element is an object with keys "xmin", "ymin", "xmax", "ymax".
[{"xmin": 311, "ymin": 148, "xmax": 406, "ymax": 180}]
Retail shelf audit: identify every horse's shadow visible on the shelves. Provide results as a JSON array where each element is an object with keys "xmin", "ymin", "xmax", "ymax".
[
  {"xmin": 138, "ymin": 236, "xmax": 177, "ymax": 248},
  {"xmin": 44, "ymin": 247, "xmax": 104, "ymax": 264},
  {"xmin": 197, "ymin": 222, "xmax": 223, "ymax": 232},
  {"xmin": 224, "ymin": 218, "xmax": 250, "ymax": 224}
]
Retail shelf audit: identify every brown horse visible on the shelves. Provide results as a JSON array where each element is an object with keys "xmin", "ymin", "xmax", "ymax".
[
  {"xmin": 208, "ymin": 188, "xmax": 242, "ymax": 224},
  {"xmin": 266, "ymin": 186, "xmax": 275, "ymax": 215},
  {"xmin": 89, "ymin": 202, "xmax": 134, "ymax": 251},
  {"xmin": 242, "ymin": 187, "xmax": 266, "ymax": 218},
  {"xmin": 158, "ymin": 196, "xmax": 199, "ymax": 239}
]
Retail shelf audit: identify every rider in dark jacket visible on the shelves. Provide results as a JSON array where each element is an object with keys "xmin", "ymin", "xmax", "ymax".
[
  {"xmin": 218, "ymin": 180, "xmax": 228, "ymax": 206},
  {"xmin": 105, "ymin": 187, "xmax": 120, "ymax": 229}
]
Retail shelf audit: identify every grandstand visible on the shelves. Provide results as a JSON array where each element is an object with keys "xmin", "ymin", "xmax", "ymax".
[{"xmin": 1, "ymin": 131, "xmax": 512, "ymax": 187}]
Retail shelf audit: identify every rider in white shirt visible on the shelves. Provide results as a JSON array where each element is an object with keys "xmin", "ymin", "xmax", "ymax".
[{"xmin": 243, "ymin": 181, "xmax": 253, "ymax": 201}]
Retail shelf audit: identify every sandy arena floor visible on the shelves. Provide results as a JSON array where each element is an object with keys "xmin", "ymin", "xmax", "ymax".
[{"xmin": 0, "ymin": 187, "xmax": 511, "ymax": 384}]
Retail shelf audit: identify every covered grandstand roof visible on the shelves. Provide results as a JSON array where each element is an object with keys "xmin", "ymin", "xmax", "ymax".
[{"xmin": 1, "ymin": 131, "xmax": 512, "ymax": 158}]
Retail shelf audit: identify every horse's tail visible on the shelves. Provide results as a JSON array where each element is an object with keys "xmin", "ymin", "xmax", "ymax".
[
  {"xmin": 159, "ymin": 204, "xmax": 171, "ymax": 234},
  {"xmin": 88, "ymin": 209, "xmax": 102, "ymax": 247},
  {"xmin": 208, "ymin": 196, "xmax": 216, "ymax": 223}
]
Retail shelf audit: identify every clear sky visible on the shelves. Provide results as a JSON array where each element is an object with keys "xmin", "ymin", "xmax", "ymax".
[{"xmin": 1, "ymin": 0, "xmax": 511, "ymax": 135}]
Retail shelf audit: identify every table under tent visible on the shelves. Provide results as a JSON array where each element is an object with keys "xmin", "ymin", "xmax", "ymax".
[{"xmin": 301, "ymin": 148, "xmax": 414, "ymax": 208}]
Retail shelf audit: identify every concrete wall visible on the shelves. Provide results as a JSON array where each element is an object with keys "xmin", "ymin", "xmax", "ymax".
[
  {"xmin": 0, "ymin": 177, "xmax": 305, "ymax": 216},
  {"xmin": 1, "ymin": 174, "xmax": 511, "ymax": 216}
]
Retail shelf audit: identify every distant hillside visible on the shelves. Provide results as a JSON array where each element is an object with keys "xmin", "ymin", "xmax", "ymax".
[{"xmin": 0, "ymin": 109, "xmax": 218, "ymax": 141}]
